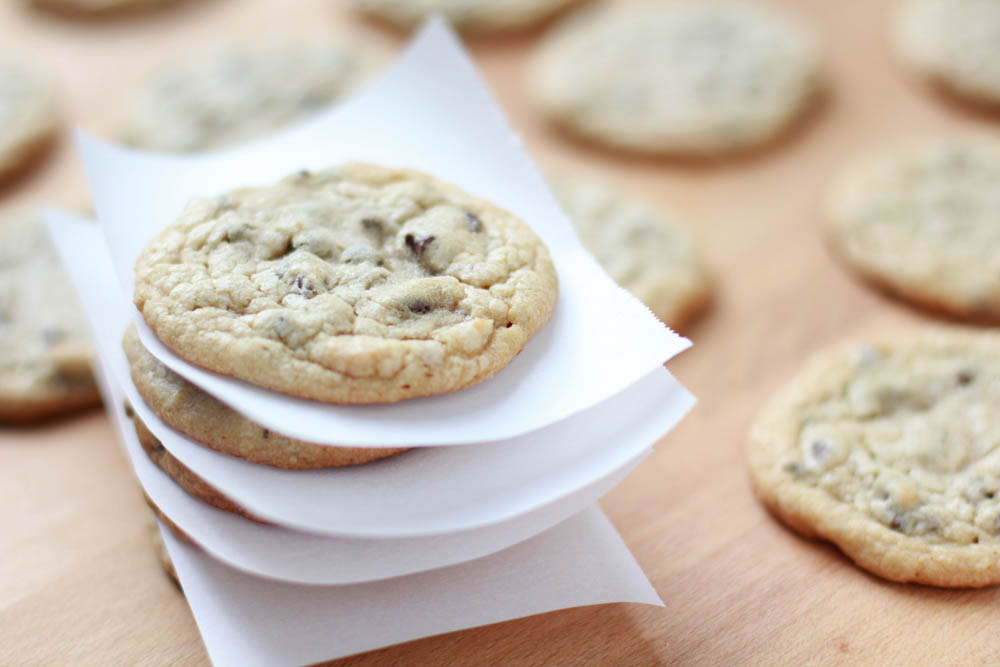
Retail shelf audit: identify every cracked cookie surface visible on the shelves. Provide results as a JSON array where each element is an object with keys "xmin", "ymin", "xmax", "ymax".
[
  {"xmin": 894, "ymin": 0, "xmax": 1000, "ymax": 106},
  {"xmin": 0, "ymin": 59, "xmax": 57, "ymax": 181},
  {"xmin": 352, "ymin": 0, "xmax": 580, "ymax": 33},
  {"xmin": 829, "ymin": 137, "xmax": 1000, "ymax": 322},
  {"xmin": 0, "ymin": 215, "xmax": 99, "ymax": 421},
  {"xmin": 748, "ymin": 330, "xmax": 1000, "ymax": 587},
  {"xmin": 123, "ymin": 324, "xmax": 406, "ymax": 467},
  {"xmin": 548, "ymin": 171, "xmax": 709, "ymax": 330},
  {"xmin": 134, "ymin": 163, "xmax": 558, "ymax": 404},
  {"xmin": 122, "ymin": 43, "xmax": 378, "ymax": 152},
  {"xmin": 529, "ymin": 1, "xmax": 819, "ymax": 156}
]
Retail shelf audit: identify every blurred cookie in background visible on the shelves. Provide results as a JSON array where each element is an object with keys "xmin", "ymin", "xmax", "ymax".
[
  {"xmin": 529, "ymin": 1, "xmax": 820, "ymax": 157},
  {"xmin": 893, "ymin": 0, "xmax": 1000, "ymax": 107},
  {"xmin": 121, "ymin": 42, "xmax": 382, "ymax": 152},
  {"xmin": 351, "ymin": 0, "xmax": 582, "ymax": 34},
  {"xmin": 26, "ymin": 0, "xmax": 179, "ymax": 15},
  {"xmin": 0, "ymin": 214, "xmax": 99, "ymax": 422},
  {"xmin": 0, "ymin": 59, "xmax": 57, "ymax": 183},
  {"xmin": 549, "ymin": 171, "xmax": 710, "ymax": 331},
  {"xmin": 828, "ymin": 137, "xmax": 1000, "ymax": 324}
]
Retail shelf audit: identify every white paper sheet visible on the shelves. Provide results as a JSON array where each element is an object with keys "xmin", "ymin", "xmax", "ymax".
[
  {"xmin": 78, "ymin": 18, "xmax": 690, "ymax": 447},
  {"xmin": 48, "ymin": 209, "xmax": 696, "ymax": 538},
  {"xmin": 93, "ymin": 337, "xmax": 649, "ymax": 584},
  {"xmin": 159, "ymin": 506, "xmax": 662, "ymax": 667}
]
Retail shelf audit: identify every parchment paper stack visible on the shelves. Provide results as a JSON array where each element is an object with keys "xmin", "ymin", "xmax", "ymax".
[{"xmin": 46, "ymin": 20, "xmax": 694, "ymax": 665}]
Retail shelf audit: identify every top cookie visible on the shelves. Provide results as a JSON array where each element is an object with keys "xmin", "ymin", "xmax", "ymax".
[
  {"xmin": 548, "ymin": 171, "xmax": 709, "ymax": 329},
  {"xmin": 529, "ymin": 1, "xmax": 819, "ymax": 156},
  {"xmin": 352, "ymin": 0, "xmax": 580, "ymax": 33},
  {"xmin": 0, "ymin": 215, "xmax": 99, "ymax": 421},
  {"xmin": 0, "ymin": 59, "xmax": 57, "ymax": 181},
  {"xmin": 133, "ymin": 163, "xmax": 558, "ymax": 404},
  {"xmin": 122, "ymin": 43, "xmax": 378, "ymax": 152},
  {"xmin": 894, "ymin": 0, "xmax": 1000, "ymax": 106},
  {"xmin": 748, "ymin": 330, "xmax": 1000, "ymax": 587},
  {"xmin": 828, "ymin": 137, "xmax": 1000, "ymax": 323}
]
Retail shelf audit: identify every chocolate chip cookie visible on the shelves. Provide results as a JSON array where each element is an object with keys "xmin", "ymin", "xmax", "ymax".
[
  {"xmin": 894, "ymin": 0, "xmax": 1000, "ymax": 107},
  {"xmin": 133, "ymin": 163, "xmax": 558, "ymax": 404},
  {"xmin": 0, "ymin": 59, "xmax": 57, "ymax": 182},
  {"xmin": 0, "ymin": 215, "xmax": 99, "ymax": 421},
  {"xmin": 828, "ymin": 137, "xmax": 1000, "ymax": 323},
  {"xmin": 549, "ymin": 171, "xmax": 709, "ymax": 330},
  {"xmin": 129, "ymin": 406, "xmax": 261, "ymax": 522},
  {"xmin": 122, "ymin": 43, "xmax": 378, "ymax": 152},
  {"xmin": 123, "ymin": 325, "xmax": 406, "ymax": 467},
  {"xmin": 748, "ymin": 330, "xmax": 1000, "ymax": 587},
  {"xmin": 529, "ymin": 1, "xmax": 819, "ymax": 156}
]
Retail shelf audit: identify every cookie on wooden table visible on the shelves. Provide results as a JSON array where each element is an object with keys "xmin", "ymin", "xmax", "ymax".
[
  {"xmin": 748, "ymin": 330, "xmax": 1000, "ymax": 587},
  {"xmin": 0, "ymin": 215, "xmax": 99, "ymax": 422},
  {"xmin": 133, "ymin": 163, "xmax": 558, "ymax": 404},
  {"xmin": 122, "ymin": 43, "xmax": 379, "ymax": 152},
  {"xmin": 123, "ymin": 325, "xmax": 407, "ymax": 468},
  {"xmin": 893, "ymin": 0, "xmax": 1000, "ymax": 107},
  {"xmin": 529, "ymin": 1, "xmax": 820, "ymax": 156},
  {"xmin": 0, "ymin": 59, "xmax": 57, "ymax": 182},
  {"xmin": 351, "ymin": 0, "xmax": 581, "ymax": 33},
  {"xmin": 828, "ymin": 137, "xmax": 1000, "ymax": 323},
  {"xmin": 548, "ymin": 171, "xmax": 709, "ymax": 330}
]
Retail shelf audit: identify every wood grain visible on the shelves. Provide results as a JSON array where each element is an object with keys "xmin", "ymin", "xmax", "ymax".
[{"xmin": 2, "ymin": 0, "xmax": 999, "ymax": 664}]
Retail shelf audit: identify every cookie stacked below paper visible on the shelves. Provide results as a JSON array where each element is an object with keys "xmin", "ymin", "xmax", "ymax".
[{"xmin": 53, "ymin": 20, "xmax": 695, "ymax": 664}]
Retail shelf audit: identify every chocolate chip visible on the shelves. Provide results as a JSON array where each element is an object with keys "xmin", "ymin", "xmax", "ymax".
[
  {"xmin": 810, "ymin": 438, "xmax": 830, "ymax": 462},
  {"xmin": 224, "ymin": 225, "xmax": 250, "ymax": 243},
  {"xmin": 361, "ymin": 217, "xmax": 384, "ymax": 234},
  {"xmin": 465, "ymin": 211, "xmax": 483, "ymax": 232},
  {"xmin": 262, "ymin": 428, "xmax": 270, "ymax": 439},
  {"xmin": 123, "ymin": 401, "xmax": 134, "ymax": 419},
  {"xmin": 405, "ymin": 234, "xmax": 435, "ymax": 258},
  {"xmin": 782, "ymin": 461, "xmax": 803, "ymax": 475},
  {"xmin": 293, "ymin": 275, "xmax": 316, "ymax": 296},
  {"xmin": 957, "ymin": 370, "xmax": 975, "ymax": 386},
  {"xmin": 408, "ymin": 300, "xmax": 432, "ymax": 314},
  {"xmin": 889, "ymin": 514, "xmax": 903, "ymax": 531}
]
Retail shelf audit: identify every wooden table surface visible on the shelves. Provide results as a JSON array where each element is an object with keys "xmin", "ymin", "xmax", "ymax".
[{"xmin": 2, "ymin": 0, "xmax": 999, "ymax": 664}]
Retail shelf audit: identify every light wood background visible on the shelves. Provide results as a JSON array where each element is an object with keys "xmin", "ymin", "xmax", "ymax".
[{"xmin": 2, "ymin": 0, "xmax": 999, "ymax": 665}]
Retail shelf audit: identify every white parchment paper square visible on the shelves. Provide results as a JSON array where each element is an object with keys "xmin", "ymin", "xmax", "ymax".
[
  {"xmin": 158, "ymin": 506, "xmax": 661, "ymax": 667},
  {"xmin": 79, "ymin": 18, "xmax": 689, "ymax": 447},
  {"xmin": 89, "ymin": 320, "xmax": 647, "ymax": 584}
]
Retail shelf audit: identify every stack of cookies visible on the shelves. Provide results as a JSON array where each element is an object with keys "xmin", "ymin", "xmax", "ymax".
[
  {"xmin": 51, "ymin": 164, "xmax": 688, "ymax": 657},
  {"xmin": 121, "ymin": 161, "xmax": 560, "ymax": 525},
  {"xmin": 49, "ymin": 20, "xmax": 699, "ymax": 659}
]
